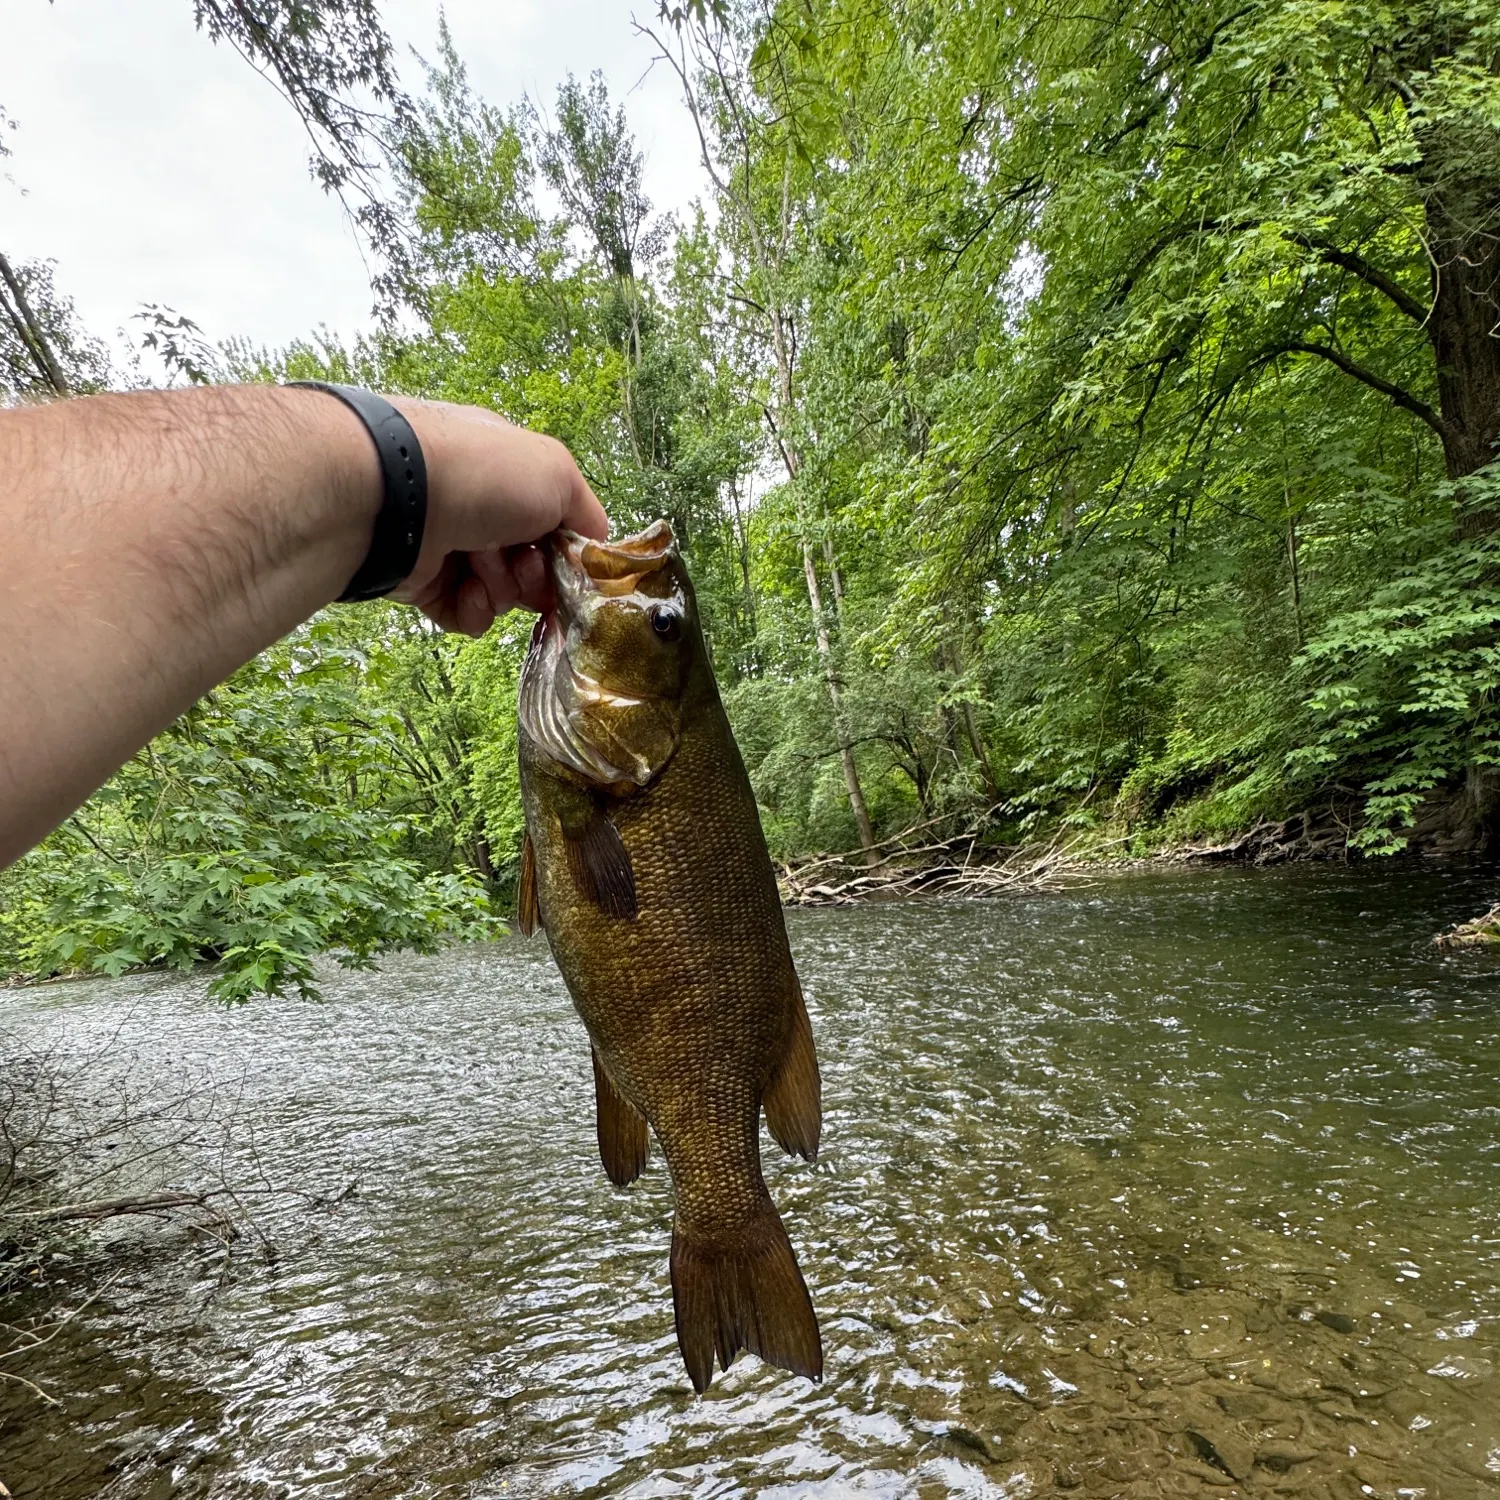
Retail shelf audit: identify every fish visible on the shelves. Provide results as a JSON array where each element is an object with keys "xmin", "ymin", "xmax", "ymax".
[{"xmin": 515, "ymin": 519, "xmax": 823, "ymax": 1393}]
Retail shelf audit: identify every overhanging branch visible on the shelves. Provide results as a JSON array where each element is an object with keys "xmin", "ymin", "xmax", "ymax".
[
  {"xmin": 1285, "ymin": 234, "xmax": 1429, "ymax": 325},
  {"xmin": 1281, "ymin": 340, "xmax": 1445, "ymax": 438},
  {"xmin": 0, "ymin": 250, "xmax": 70, "ymax": 396}
]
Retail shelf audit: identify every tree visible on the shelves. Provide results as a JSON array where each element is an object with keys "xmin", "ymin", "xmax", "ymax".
[
  {"xmin": 736, "ymin": 0, "xmax": 1500, "ymax": 849},
  {"xmin": 189, "ymin": 0, "xmax": 419, "ymax": 304},
  {"xmin": 647, "ymin": 4, "xmax": 883, "ymax": 865},
  {"xmin": 0, "ymin": 252, "xmax": 111, "ymax": 400}
]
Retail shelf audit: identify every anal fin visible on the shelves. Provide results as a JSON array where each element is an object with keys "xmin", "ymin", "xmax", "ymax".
[
  {"xmin": 592, "ymin": 1047, "xmax": 649, "ymax": 1187},
  {"xmin": 563, "ymin": 812, "xmax": 637, "ymax": 920},
  {"xmin": 764, "ymin": 978, "xmax": 821, "ymax": 1161},
  {"xmin": 517, "ymin": 831, "xmax": 540, "ymax": 938}
]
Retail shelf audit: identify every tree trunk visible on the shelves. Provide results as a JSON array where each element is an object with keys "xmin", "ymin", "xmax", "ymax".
[
  {"xmin": 1399, "ymin": 14, "xmax": 1500, "ymax": 503},
  {"xmin": 944, "ymin": 639, "xmax": 1000, "ymax": 801},
  {"xmin": 1427, "ymin": 202, "xmax": 1500, "ymax": 494},
  {"xmin": 770, "ymin": 329, "xmax": 878, "ymax": 866},
  {"xmin": 802, "ymin": 539, "xmax": 879, "ymax": 865},
  {"xmin": 801, "ymin": 531, "xmax": 876, "ymax": 864},
  {"xmin": 822, "ymin": 534, "xmax": 846, "ymax": 628},
  {"xmin": 0, "ymin": 248, "xmax": 71, "ymax": 396},
  {"xmin": 1423, "ymin": 192, "xmax": 1500, "ymax": 848},
  {"xmin": 654, "ymin": 16, "xmax": 879, "ymax": 867},
  {"xmin": 471, "ymin": 831, "xmax": 494, "ymax": 882},
  {"xmin": 728, "ymin": 473, "xmax": 758, "ymax": 639},
  {"xmin": 961, "ymin": 698, "xmax": 999, "ymax": 801}
]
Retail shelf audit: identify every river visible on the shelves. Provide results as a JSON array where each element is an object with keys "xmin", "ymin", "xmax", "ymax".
[{"xmin": 3, "ymin": 864, "xmax": 1499, "ymax": 1498}]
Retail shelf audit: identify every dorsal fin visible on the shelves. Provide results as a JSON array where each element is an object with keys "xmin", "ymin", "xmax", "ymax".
[
  {"xmin": 763, "ymin": 978, "xmax": 821, "ymax": 1161},
  {"xmin": 517, "ymin": 831, "xmax": 540, "ymax": 938},
  {"xmin": 592, "ymin": 1047, "xmax": 649, "ymax": 1187}
]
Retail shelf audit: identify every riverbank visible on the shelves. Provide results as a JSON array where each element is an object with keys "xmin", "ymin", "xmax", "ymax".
[
  {"xmin": 778, "ymin": 800, "xmax": 1500, "ymax": 947},
  {"xmin": 7, "ymin": 802, "xmax": 1499, "ymax": 995}
]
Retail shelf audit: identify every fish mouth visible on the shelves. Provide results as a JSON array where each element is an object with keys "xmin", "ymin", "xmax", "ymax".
[
  {"xmin": 551, "ymin": 520, "xmax": 676, "ymax": 617},
  {"xmin": 527, "ymin": 522, "xmax": 677, "ymax": 663}
]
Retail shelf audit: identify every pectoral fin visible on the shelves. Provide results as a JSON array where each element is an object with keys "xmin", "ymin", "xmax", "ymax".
[
  {"xmin": 763, "ymin": 979, "xmax": 821, "ymax": 1161},
  {"xmin": 517, "ymin": 831, "xmax": 540, "ymax": 938},
  {"xmin": 592, "ymin": 1047, "xmax": 649, "ymax": 1187},
  {"xmin": 562, "ymin": 811, "xmax": 638, "ymax": 920}
]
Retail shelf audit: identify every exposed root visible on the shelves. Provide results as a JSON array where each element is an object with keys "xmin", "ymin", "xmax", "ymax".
[{"xmin": 1172, "ymin": 810, "xmax": 1352, "ymax": 865}]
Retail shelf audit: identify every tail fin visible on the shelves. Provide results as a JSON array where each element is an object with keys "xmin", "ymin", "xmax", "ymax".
[{"xmin": 669, "ymin": 1202, "xmax": 822, "ymax": 1393}]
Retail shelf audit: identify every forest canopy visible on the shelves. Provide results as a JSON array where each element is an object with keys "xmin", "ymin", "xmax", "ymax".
[{"xmin": 3, "ymin": 0, "xmax": 1499, "ymax": 996}]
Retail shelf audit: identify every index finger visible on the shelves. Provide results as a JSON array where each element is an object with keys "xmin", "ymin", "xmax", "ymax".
[{"xmin": 563, "ymin": 462, "xmax": 609, "ymax": 541}]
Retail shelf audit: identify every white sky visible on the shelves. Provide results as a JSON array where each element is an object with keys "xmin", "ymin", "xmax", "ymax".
[{"xmin": 0, "ymin": 0, "xmax": 707, "ymax": 359}]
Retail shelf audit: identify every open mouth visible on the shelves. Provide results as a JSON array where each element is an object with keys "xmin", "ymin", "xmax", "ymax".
[
  {"xmin": 521, "ymin": 522, "xmax": 682, "ymax": 790},
  {"xmin": 553, "ymin": 521, "xmax": 676, "ymax": 605}
]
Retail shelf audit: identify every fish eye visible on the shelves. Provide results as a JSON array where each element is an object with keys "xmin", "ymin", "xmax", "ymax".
[{"xmin": 649, "ymin": 604, "xmax": 683, "ymax": 642}]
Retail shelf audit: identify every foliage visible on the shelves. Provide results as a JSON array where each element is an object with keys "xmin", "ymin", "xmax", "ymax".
[
  {"xmin": 190, "ymin": 0, "xmax": 420, "ymax": 305},
  {"xmin": 8, "ymin": 0, "xmax": 1500, "ymax": 998},
  {"xmin": 744, "ymin": 0, "xmax": 1500, "ymax": 851},
  {"xmin": 1294, "ymin": 471, "xmax": 1500, "ymax": 850},
  {"xmin": 2, "ymin": 624, "xmax": 498, "ymax": 1001},
  {"xmin": 0, "ymin": 255, "xmax": 113, "ymax": 400}
]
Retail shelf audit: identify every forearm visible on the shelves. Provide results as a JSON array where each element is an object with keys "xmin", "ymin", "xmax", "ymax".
[{"xmin": 0, "ymin": 385, "xmax": 379, "ymax": 866}]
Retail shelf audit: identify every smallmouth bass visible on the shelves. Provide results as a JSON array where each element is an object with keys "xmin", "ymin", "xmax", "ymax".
[{"xmin": 515, "ymin": 520, "xmax": 823, "ymax": 1393}]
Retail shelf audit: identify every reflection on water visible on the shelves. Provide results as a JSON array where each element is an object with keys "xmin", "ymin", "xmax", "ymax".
[{"xmin": 3, "ymin": 864, "xmax": 1500, "ymax": 1498}]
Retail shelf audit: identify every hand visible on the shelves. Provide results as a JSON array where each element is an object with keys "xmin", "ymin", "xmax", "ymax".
[{"xmin": 386, "ymin": 398, "xmax": 609, "ymax": 635}]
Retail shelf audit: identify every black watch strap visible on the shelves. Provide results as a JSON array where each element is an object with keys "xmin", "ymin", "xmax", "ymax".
[{"xmin": 289, "ymin": 381, "xmax": 428, "ymax": 602}]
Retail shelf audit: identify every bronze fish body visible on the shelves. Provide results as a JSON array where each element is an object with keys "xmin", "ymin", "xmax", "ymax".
[{"xmin": 515, "ymin": 520, "xmax": 823, "ymax": 1393}]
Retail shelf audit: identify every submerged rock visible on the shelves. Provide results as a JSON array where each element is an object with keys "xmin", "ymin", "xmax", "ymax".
[
  {"xmin": 1256, "ymin": 1438, "xmax": 1320, "ymax": 1471},
  {"xmin": 1178, "ymin": 1458, "xmax": 1238, "ymax": 1487},
  {"xmin": 1313, "ymin": 1309, "xmax": 1358, "ymax": 1334},
  {"xmin": 1433, "ymin": 901, "xmax": 1500, "ymax": 948},
  {"xmin": 1425, "ymin": 1354, "xmax": 1494, "ymax": 1381}
]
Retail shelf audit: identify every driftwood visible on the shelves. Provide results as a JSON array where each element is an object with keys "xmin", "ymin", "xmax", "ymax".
[
  {"xmin": 777, "ymin": 813, "xmax": 1106, "ymax": 905},
  {"xmin": 23, "ymin": 1189, "xmax": 224, "ymax": 1224},
  {"xmin": 1434, "ymin": 901, "xmax": 1500, "ymax": 950}
]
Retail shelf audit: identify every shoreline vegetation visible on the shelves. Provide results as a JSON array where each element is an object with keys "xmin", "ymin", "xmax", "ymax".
[
  {"xmin": 779, "ymin": 806, "xmax": 1500, "ymax": 930},
  {"xmin": 8, "ymin": 794, "xmax": 1499, "ymax": 999}
]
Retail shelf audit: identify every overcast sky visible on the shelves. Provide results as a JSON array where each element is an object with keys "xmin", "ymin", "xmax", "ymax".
[{"xmin": 1, "ymin": 0, "xmax": 707, "ymax": 361}]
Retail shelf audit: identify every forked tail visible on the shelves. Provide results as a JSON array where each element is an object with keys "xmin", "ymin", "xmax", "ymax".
[{"xmin": 669, "ymin": 1200, "xmax": 822, "ymax": 1393}]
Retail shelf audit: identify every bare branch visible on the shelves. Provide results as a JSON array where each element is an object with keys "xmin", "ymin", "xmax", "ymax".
[
  {"xmin": 1281, "ymin": 340, "xmax": 1445, "ymax": 437},
  {"xmin": 22, "ymin": 1189, "xmax": 221, "ymax": 1224}
]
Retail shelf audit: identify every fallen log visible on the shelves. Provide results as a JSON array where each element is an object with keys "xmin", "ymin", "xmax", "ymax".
[
  {"xmin": 24, "ymin": 1190, "xmax": 219, "ymax": 1224},
  {"xmin": 1434, "ymin": 902, "xmax": 1500, "ymax": 950}
]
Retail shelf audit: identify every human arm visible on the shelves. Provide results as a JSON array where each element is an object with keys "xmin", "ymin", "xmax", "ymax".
[{"xmin": 0, "ymin": 383, "xmax": 607, "ymax": 868}]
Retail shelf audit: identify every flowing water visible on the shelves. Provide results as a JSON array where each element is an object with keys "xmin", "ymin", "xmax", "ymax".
[{"xmin": 4, "ymin": 865, "xmax": 1500, "ymax": 1499}]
